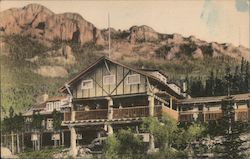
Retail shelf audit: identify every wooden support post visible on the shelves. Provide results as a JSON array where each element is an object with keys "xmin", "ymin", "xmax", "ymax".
[
  {"xmin": 70, "ymin": 126, "xmax": 77, "ymax": 157},
  {"xmin": 37, "ymin": 133, "xmax": 40, "ymax": 151},
  {"xmin": 22, "ymin": 133, "xmax": 24, "ymax": 152},
  {"xmin": 40, "ymin": 133, "xmax": 43, "ymax": 149},
  {"xmin": 16, "ymin": 133, "xmax": 20, "ymax": 153},
  {"xmin": 62, "ymin": 131, "xmax": 65, "ymax": 146},
  {"xmin": 11, "ymin": 131, "xmax": 14, "ymax": 154}
]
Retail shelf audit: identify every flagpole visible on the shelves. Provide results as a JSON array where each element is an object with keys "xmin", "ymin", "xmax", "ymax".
[{"xmin": 108, "ymin": 13, "xmax": 111, "ymax": 59}]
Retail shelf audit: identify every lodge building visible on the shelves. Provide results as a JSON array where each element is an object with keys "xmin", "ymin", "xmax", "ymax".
[
  {"xmin": 58, "ymin": 56, "xmax": 250, "ymax": 156},
  {"xmin": 2, "ymin": 56, "xmax": 249, "ymax": 156}
]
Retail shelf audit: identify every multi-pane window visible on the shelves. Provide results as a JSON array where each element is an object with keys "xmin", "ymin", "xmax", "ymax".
[
  {"xmin": 47, "ymin": 118, "xmax": 53, "ymax": 130},
  {"xmin": 46, "ymin": 102, "xmax": 54, "ymax": 111},
  {"xmin": 126, "ymin": 74, "xmax": 140, "ymax": 85},
  {"xmin": 82, "ymin": 79, "xmax": 93, "ymax": 89},
  {"xmin": 55, "ymin": 102, "xmax": 60, "ymax": 111},
  {"xmin": 103, "ymin": 75, "xmax": 116, "ymax": 85}
]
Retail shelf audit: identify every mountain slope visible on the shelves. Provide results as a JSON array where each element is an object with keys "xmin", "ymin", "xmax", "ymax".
[{"xmin": 0, "ymin": 4, "xmax": 249, "ymax": 115}]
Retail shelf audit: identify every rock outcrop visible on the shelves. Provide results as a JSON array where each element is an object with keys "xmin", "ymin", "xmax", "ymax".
[
  {"xmin": 129, "ymin": 25, "xmax": 159, "ymax": 44},
  {"xmin": 0, "ymin": 4, "xmax": 104, "ymax": 45}
]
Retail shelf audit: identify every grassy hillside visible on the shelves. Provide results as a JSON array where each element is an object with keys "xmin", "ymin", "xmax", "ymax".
[{"xmin": 0, "ymin": 35, "xmax": 239, "ymax": 116}]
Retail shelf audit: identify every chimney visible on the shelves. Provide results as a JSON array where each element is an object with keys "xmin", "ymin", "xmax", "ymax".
[{"xmin": 42, "ymin": 93, "xmax": 49, "ymax": 102}]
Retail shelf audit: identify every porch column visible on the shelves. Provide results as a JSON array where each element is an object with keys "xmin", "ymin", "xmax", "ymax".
[
  {"xmin": 107, "ymin": 97, "xmax": 114, "ymax": 135},
  {"xmin": 61, "ymin": 131, "xmax": 64, "ymax": 146},
  {"xmin": 148, "ymin": 93, "xmax": 155, "ymax": 152},
  {"xmin": 170, "ymin": 96, "xmax": 173, "ymax": 109},
  {"xmin": 148, "ymin": 93, "xmax": 155, "ymax": 117},
  {"xmin": 69, "ymin": 126, "xmax": 77, "ymax": 157}
]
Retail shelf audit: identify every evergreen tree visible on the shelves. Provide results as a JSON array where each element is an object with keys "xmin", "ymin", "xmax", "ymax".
[
  {"xmin": 190, "ymin": 80, "xmax": 204, "ymax": 97},
  {"xmin": 205, "ymin": 71, "xmax": 215, "ymax": 96},
  {"xmin": 215, "ymin": 97, "xmax": 246, "ymax": 159}
]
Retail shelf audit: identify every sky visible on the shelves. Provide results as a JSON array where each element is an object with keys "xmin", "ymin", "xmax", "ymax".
[{"xmin": 1, "ymin": 0, "xmax": 249, "ymax": 48}]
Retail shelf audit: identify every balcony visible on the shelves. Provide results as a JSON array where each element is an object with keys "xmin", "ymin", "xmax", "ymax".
[
  {"xmin": 64, "ymin": 105, "xmax": 178, "ymax": 122},
  {"xmin": 179, "ymin": 108, "xmax": 250, "ymax": 122}
]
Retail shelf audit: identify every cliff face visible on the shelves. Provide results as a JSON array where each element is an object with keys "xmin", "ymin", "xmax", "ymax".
[
  {"xmin": 0, "ymin": 4, "xmax": 104, "ymax": 45},
  {"xmin": 1, "ymin": 3, "xmax": 249, "ymax": 61}
]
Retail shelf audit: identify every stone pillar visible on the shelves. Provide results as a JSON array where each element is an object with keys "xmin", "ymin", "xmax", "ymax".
[
  {"xmin": 107, "ymin": 97, "xmax": 114, "ymax": 136},
  {"xmin": 70, "ymin": 126, "xmax": 77, "ymax": 157},
  {"xmin": 148, "ymin": 93, "xmax": 155, "ymax": 151},
  {"xmin": 148, "ymin": 93, "xmax": 155, "ymax": 117},
  {"xmin": 170, "ymin": 96, "xmax": 173, "ymax": 109}
]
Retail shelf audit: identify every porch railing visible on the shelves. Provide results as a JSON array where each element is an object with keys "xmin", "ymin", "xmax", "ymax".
[
  {"xmin": 63, "ymin": 105, "xmax": 178, "ymax": 121},
  {"xmin": 179, "ymin": 108, "xmax": 250, "ymax": 122}
]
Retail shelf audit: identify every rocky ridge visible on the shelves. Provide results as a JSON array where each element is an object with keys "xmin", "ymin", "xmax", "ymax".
[{"xmin": 1, "ymin": 3, "xmax": 249, "ymax": 63}]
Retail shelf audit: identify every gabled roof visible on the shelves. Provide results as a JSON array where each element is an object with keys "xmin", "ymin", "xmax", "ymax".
[{"xmin": 59, "ymin": 56, "xmax": 184, "ymax": 99}]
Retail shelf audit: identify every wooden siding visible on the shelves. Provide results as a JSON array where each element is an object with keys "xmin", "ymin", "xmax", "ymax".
[{"xmin": 72, "ymin": 61, "xmax": 147, "ymax": 99}]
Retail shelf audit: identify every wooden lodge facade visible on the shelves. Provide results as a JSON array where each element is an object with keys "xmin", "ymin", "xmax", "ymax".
[
  {"xmin": 2, "ymin": 56, "xmax": 249, "ymax": 156},
  {"xmin": 59, "ymin": 56, "xmax": 184, "ymax": 156},
  {"xmin": 58, "ymin": 56, "xmax": 250, "ymax": 157}
]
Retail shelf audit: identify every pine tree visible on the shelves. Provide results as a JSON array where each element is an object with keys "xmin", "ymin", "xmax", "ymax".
[
  {"xmin": 215, "ymin": 69, "xmax": 247, "ymax": 158},
  {"xmin": 216, "ymin": 97, "xmax": 246, "ymax": 159},
  {"xmin": 205, "ymin": 71, "xmax": 215, "ymax": 96}
]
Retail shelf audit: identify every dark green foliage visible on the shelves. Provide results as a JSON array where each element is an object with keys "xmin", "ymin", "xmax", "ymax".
[
  {"xmin": 155, "ymin": 45, "xmax": 171, "ymax": 59},
  {"xmin": 103, "ymin": 129, "xmax": 145, "ymax": 159},
  {"xmin": 31, "ymin": 113, "xmax": 43, "ymax": 130},
  {"xmin": 179, "ymin": 43, "xmax": 197, "ymax": 57},
  {"xmin": 214, "ymin": 97, "xmax": 247, "ymax": 158},
  {"xmin": 188, "ymin": 58, "xmax": 249, "ymax": 97},
  {"xmin": 52, "ymin": 110, "xmax": 62, "ymax": 131},
  {"xmin": 3, "ymin": 35, "xmax": 49, "ymax": 60},
  {"xmin": 190, "ymin": 80, "xmax": 205, "ymax": 97},
  {"xmin": 1, "ymin": 107, "xmax": 25, "ymax": 133}
]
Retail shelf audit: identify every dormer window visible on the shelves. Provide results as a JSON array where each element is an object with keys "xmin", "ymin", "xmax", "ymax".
[
  {"xmin": 81, "ymin": 79, "xmax": 93, "ymax": 89},
  {"xmin": 103, "ymin": 75, "xmax": 116, "ymax": 85},
  {"xmin": 126, "ymin": 74, "xmax": 140, "ymax": 85}
]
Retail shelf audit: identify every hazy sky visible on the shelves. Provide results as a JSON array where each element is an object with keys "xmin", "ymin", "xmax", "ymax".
[{"xmin": 1, "ymin": 0, "xmax": 249, "ymax": 48}]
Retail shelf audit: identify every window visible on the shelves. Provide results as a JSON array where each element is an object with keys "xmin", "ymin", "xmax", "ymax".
[
  {"xmin": 126, "ymin": 74, "xmax": 140, "ymax": 85},
  {"xmin": 81, "ymin": 79, "xmax": 93, "ymax": 89},
  {"xmin": 54, "ymin": 101, "xmax": 60, "ymax": 111},
  {"xmin": 47, "ymin": 118, "xmax": 53, "ymax": 130},
  {"xmin": 46, "ymin": 102, "xmax": 53, "ymax": 111},
  {"xmin": 103, "ymin": 75, "xmax": 116, "ymax": 85}
]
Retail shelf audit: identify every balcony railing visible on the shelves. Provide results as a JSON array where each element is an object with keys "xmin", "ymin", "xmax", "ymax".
[
  {"xmin": 179, "ymin": 108, "xmax": 250, "ymax": 122},
  {"xmin": 64, "ymin": 105, "xmax": 177, "ymax": 121}
]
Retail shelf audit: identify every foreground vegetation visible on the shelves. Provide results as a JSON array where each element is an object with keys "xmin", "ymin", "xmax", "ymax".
[{"xmin": 18, "ymin": 147, "xmax": 65, "ymax": 159}]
